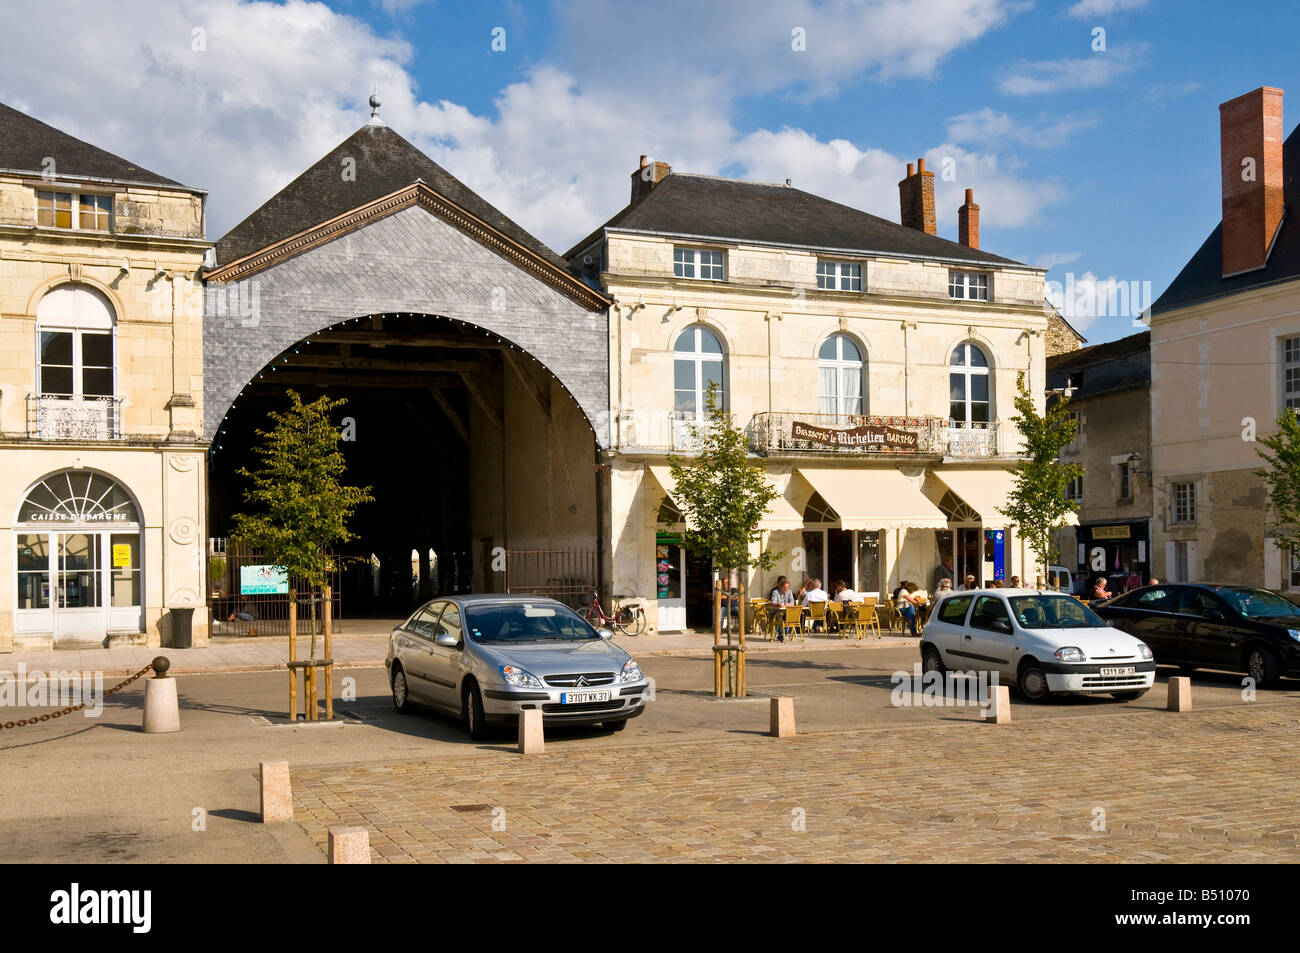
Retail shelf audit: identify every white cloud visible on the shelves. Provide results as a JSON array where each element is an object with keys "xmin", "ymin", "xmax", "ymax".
[
  {"xmin": 1035, "ymin": 251, "xmax": 1083, "ymax": 270},
  {"xmin": 945, "ymin": 107, "xmax": 1100, "ymax": 147},
  {"xmin": 1066, "ymin": 0, "xmax": 1147, "ymax": 19},
  {"xmin": 1043, "ymin": 270, "xmax": 1153, "ymax": 332},
  {"xmin": 997, "ymin": 43, "xmax": 1148, "ymax": 96}
]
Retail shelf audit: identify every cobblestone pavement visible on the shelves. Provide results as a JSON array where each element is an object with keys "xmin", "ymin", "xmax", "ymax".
[{"xmin": 291, "ymin": 703, "xmax": 1300, "ymax": 863}]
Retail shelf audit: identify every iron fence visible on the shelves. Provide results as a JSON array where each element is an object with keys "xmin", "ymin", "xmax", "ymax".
[
  {"xmin": 503, "ymin": 549, "xmax": 598, "ymax": 611},
  {"xmin": 207, "ymin": 538, "xmax": 342, "ymax": 636}
]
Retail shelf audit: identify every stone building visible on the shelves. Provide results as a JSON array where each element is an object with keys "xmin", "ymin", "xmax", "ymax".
[
  {"xmin": 1149, "ymin": 86, "xmax": 1300, "ymax": 589},
  {"xmin": 1047, "ymin": 331, "xmax": 1151, "ymax": 592},
  {"xmin": 569, "ymin": 157, "xmax": 1053, "ymax": 632},
  {"xmin": 0, "ymin": 103, "xmax": 209, "ymax": 650}
]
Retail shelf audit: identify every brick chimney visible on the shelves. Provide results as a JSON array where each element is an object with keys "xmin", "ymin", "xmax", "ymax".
[
  {"xmin": 631, "ymin": 154, "xmax": 671, "ymax": 202},
  {"xmin": 958, "ymin": 188, "xmax": 980, "ymax": 249},
  {"xmin": 1219, "ymin": 86, "xmax": 1285, "ymax": 277},
  {"xmin": 898, "ymin": 158, "xmax": 936, "ymax": 235}
]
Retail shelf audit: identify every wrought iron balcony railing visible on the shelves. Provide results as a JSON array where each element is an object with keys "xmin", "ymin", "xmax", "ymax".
[
  {"xmin": 26, "ymin": 395, "xmax": 122, "ymax": 440},
  {"xmin": 745, "ymin": 412, "xmax": 1001, "ymax": 457}
]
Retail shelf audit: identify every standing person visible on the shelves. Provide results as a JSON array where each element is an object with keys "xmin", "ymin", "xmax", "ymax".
[
  {"xmin": 1009, "ymin": 575, "xmax": 1021, "ymax": 588},
  {"xmin": 892, "ymin": 581, "xmax": 920, "ymax": 636},
  {"xmin": 933, "ymin": 556, "xmax": 956, "ymax": 591}
]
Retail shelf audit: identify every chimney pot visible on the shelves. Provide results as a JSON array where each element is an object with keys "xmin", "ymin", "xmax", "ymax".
[
  {"xmin": 630, "ymin": 157, "xmax": 672, "ymax": 202},
  {"xmin": 1219, "ymin": 86, "xmax": 1285, "ymax": 276},
  {"xmin": 639, "ymin": 154, "xmax": 649, "ymax": 168},
  {"xmin": 906, "ymin": 162, "xmax": 915, "ymax": 177},
  {"xmin": 965, "ymin": 188, "xmax": 974, "ymax": 204},
  {"xmin": 917, "ymin": 157, "xmax": 926, "ymax": 174},
  {"xmin": 958, "ymin": 189, "xmax": 981, "ymax": 249},
  {"xmin": 898, "ymin": 159, "xmax": 936, "ymax": 236}
]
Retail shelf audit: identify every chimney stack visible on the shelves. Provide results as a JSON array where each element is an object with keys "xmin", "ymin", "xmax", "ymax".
[
  {"xmin": 898, "ymin": 157, "xmax": 936, "ymax": 235},
  {"xmin": 1219, "ymin": 86, "xmax": 1284, "ymax": 277},
  {"xmin": 631, "ymin": 154, "xmax": 672, "ymax": 202},
  {"xmin": 958, "ymin": 188, "xmax": 980, "ymax": 249}
]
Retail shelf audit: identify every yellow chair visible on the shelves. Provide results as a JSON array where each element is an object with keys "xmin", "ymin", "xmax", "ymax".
[
  {"xmin": 858, "ymin": 597, "xmax": 882, "ymax": 639},
  {"xmin": 781, "ymin": 605, "xmax": 804, "ymax": 643},
  {"xmin": 838, "ymin": 601, "xmax": 861, "ymax": 639},
  {"xmin": 749, "ymin": 599, "xmax": 769, "ymax": 638},
  {"xmin": 825, "ymin": 600, "xmax": 845, "ymax": 637},
  {"xmin": 806, "ymin": 599, "xmax": 828, "ymax": 634}
]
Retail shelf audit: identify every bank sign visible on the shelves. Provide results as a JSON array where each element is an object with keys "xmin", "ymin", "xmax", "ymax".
[
  {"xmin": 240, "ymin": 564, "xmax": 289, "ymax": 595},
  {"xmin": 791, "ymin": 420, "xmax": 919, "ymax": 452}
]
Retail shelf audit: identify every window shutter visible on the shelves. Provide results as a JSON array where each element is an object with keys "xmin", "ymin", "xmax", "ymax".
[
  {"xmin": 1164, "ymin": 541, "xmax": 1176, "ymax": 582},
  {"xmin": 1264, "ymin": 537, "xmax": 1283, "ymax": 590}
]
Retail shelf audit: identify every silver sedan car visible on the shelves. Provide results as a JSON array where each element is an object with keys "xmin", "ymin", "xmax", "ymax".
[{"xmin": 385, "ymin": 594, "xmax": 650, "ymax": 739}]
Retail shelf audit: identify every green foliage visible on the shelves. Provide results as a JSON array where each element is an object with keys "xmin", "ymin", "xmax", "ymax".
[
  {"xmin": 999, "ymin": 373, "xmax": 1083, "ymax": 582},
  {"xmin": 1255, "ymin": 408, "xmax": 1300, "ymax": 552},
  {"xmin": 229, "ymin": 390, "xmax": 373, "ymax": 591},
  {"xmin": 667, "ymin": 383, "xmax": 783, "ymax": 577}
]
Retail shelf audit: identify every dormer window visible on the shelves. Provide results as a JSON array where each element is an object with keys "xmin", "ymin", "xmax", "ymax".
[
  {"xmin": 949, "ymin": 270, "xmax": 989, "ymax": 301},
  {"xmin": 817, "ymin": 259, "xmax": 863, "ymax": 291},
  {"xmin": 36, "ymin": 189, "xmax": 113, "ymax": 232},
  {"xmin": 673, "ymin": 246, "xmax": 724, "ymax": 281}
]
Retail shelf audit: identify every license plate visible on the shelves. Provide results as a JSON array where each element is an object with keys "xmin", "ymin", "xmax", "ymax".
[
  {"xmin": 1100, "ymin": 666, "xmax": 1135, "ymax": 677},
  {"xmin": 560, "ymin": 690, "xmax": 610, "ymax": 704}
]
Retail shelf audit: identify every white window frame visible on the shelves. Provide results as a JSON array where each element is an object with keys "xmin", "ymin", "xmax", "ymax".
[
  {"xmin": 35, "ymin": 188, "xmax": 114, "ymax": 232},
  {"xmin": 949, "ymin": 270, "xmax": 990, "ymax": 301},
  {"xmin": 949, "ymin": 341, "xmax": 992, "ymax": 424},
  {"xmin": 1282, "ymin": 335, "xmax": 1300, "ymax": 411},
  {"xmin": 1171, "ymin": 481, "xmax": 1196, "ymax": 525},
  {"xmin": 817, "ymin": 333, "xmax": 865, "ymax": 418},
  {"xmin": 673, "ymin": 325, "xmax": 725, "ymax": 420},
  {"xmin": 816, "ymin": 260, "xmax": 863, "ymax": 292},
  {"xmin": 1065, "ymin": 474, "xmax": 1083, "ymax": 501},
  {"xmin": 1117, "ymin": 462, "xmax": 1132, "ymax": 501},
  {"xmin": 673, "ymin": 246, "xmax": 725, "ymax": 281}
]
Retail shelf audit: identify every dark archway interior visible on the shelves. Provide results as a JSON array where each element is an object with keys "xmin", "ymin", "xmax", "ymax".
[{"xmin": 208, "ymin": 313, "xmax": 516, "ymax": 617}]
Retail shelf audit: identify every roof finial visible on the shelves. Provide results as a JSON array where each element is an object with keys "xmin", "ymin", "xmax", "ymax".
[{"xmin": 367, "ymin": 88, "xmax": 384, "ymax": 125}]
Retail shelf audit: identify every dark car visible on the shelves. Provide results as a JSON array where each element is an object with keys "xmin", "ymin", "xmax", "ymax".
[{"xmin": 1093, "ymin": 583, "xmax": 1300, "ymax": 687}]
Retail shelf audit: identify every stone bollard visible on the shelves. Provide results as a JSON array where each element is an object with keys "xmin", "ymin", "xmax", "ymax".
[
  {"xmin": 260, "ymin": 760, "xmax": 293, "ymax": 823},
  {"xmin": 518, "ymin": 709, "xmax": 544, "ymax": 755},
  {"xmin": 769, "ymin": 696, "xmax": 796, "ymax": 737},
  {"xmin": 981, "ymin": 685, "xmax": 1012, "ymax": 724},
  {"xmin": 328, "ymin": 826, "xmax": 371, "ymax": 864},
  {"xmin": 142, "ymin": 656, "xmax": 180, "ymax": 734},
  {"xmin": 1167, "ymin": 676, "xmax": 1192, "ymax": 712}
]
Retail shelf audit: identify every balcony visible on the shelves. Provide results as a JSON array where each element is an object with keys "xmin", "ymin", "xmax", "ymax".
[
  {"xmin": 746, "ymin": 412, "xmax": 1001, "ymax": 457},
  {"xmin": 27, "ymin": 395, "xmax": 122, "ymax": 440}
]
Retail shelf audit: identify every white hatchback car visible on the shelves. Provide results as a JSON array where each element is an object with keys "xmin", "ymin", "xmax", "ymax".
[{"xmin": 921, "ymin": 588, "xmax": 1156, "ymax": 701}]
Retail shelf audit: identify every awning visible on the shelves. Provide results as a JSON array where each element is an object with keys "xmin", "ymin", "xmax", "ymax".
[
  {"xmin": 647, "ymin": 466, "xmax": 684, "ymax": 511},
  {"xmin": 651, "ymin": 465, "xmax": 803, "ymax": 530},
  {"xmin": 929, "ymin": 467, "xmax": 1016, "ymax": 523},
  {"xmin": 796, "ymin": 468, "xmax": 949, "ymax": 530}
]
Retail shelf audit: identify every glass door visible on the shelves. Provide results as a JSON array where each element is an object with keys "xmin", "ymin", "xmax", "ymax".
[
  {"xmin": 656, "ymin": 539, "xmax": 685, "ymax": 632},
  {"xmin": 54, "ymin": 531, "xmax": 106, "ymax": 642}
]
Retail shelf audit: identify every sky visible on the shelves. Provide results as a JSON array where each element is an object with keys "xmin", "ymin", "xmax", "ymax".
[{"xmin": 1, "ymin": 0, "xmax": 1295, "ymax": 345}]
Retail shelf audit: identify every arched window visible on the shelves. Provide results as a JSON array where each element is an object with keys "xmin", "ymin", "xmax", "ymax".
[
  {"xmin": 818, "ymin": 334, "xmax": 864, "ymax": 418},
  {"xmin": 949, "ymin": 341, "xmax": 991, "ymax": 424},
  {"xmin": 673, "ymin": 325, "xmax": 725, "ymax": 419},
  {"xmin": 36, "ymin": 284, "xmax": 116, "ymax": 398}
]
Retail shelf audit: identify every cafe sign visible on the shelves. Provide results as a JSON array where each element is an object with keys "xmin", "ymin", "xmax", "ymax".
[
  {"xmin": 1091, "ymin": 524, "xmax": 1132, "ymax": 540},
  {"xmin": 791, "ymin": 420, "xmax": 919, "ymax": 452}
]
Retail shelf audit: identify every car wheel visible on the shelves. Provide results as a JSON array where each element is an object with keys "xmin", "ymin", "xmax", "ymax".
[
  {"xmin": 921, "ymin": 644, "xmax": 946, "ymax": 676},
  {"xmin": 1246, "ymin": 645, "xmax": 1282, "ymax": 689},
  {"xmin": 603, "ymin": 719, "xmax": 629, "ymax": 732},
  {"xmin": 462, "ymin": 681, "xmax": 489, "ymax": 740},
  {"xmin": 391, "ymin": 665, "xmax": 412, "ymax": 714},
  {"xmin": 1017, "ymin": 659, "xmax": 1051, "ymax": 702},
  {"xmin": 1112, "ymin": 688, "xmax": 1148, "ymax": 701}
]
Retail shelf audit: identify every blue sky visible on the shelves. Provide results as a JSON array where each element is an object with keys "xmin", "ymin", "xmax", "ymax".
[{"xmin": 2, "ymin": 0, "xmax": 1296, "ymax": 344}]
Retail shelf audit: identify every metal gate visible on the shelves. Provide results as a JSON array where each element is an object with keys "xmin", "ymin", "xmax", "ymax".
[
  {"xmin": 503, "ymin": 549, "xmax": 597, "ymax": 611},
  {"xmin": 207, "ymin": 538, "xmax": 342, "ymax": 636}
]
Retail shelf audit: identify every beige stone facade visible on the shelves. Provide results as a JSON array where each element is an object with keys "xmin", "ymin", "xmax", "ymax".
[
  {"xmin": 0, "ymin": 171, "xmax": 209, "ymax": 650},
  {"xmin": 589, "ymin": 229, "xmax": 1049, "ymax": 632}
]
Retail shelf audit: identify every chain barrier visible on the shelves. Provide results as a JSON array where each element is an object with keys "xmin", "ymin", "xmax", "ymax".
[{"xmin": 0, "ymin": 661, "xmax": 158, "ymax": 730}]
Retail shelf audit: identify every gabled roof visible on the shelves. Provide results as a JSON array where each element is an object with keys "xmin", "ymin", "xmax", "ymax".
[
  {"xmin": 565, "ymin": 172, "xmax": 1024, "ymax": 267},
  {"xmin": 1046, "ymin": 330, "xmax": 1149, "ymax": 399},
  {"xmin": 1152, "ymin": 123, "xmax": 1300, "ymax": 315},
  {"xmin": 0, "ymin": 101, "xmax": 194, "ymax": 190},
  {"xmin": 214, "ymin": 121, "xmax": 568, "ymax": 272}
]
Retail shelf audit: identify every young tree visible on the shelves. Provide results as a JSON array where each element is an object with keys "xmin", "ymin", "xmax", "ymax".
[
  {"xmin": 230, "ymin": 390, "xmax": 373, "ymax": 650},
  {"xmin": 667, "ymin": 381, "xmax": 783, "ymax": 620},
  {"xmin": 1255, "ymin": 408, "xmax": 1300, "ymax": 562},
  {"xmin": 999, "ymin": 373, "xmax": 1083, "ymax": 586}
]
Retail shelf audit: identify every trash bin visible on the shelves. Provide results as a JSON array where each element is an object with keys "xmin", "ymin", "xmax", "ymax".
[{"xmin": 170, "ymin": 607, "xmax": 195, "ymax": 649}]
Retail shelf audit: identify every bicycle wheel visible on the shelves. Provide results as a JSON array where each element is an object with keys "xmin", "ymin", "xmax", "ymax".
[{"xmin": 615, "ymin": 605, "xmax": 647, "ymax": 636}]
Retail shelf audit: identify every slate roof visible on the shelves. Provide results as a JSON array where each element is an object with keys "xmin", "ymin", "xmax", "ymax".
[
  {"xmin": 564, "ymin": 172, "xmax": 1025, "ymax": 267},
  {"xmin": 214, "ymin": 121, "xmax": 567, "ymax": 270},
  {"xmin": 1046, "ymin": 330, "xmax": 1150, "ymax": 400},
  {"xmin": 1152, "ymin": 123, "xmax": 1300, "ymax": 315},
  {"xmin": 0, "ymin": 101, "xmax": 192, "ymax": 190}
]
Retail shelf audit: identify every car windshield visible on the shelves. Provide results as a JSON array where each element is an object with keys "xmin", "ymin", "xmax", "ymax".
[
  {"xmin": 466, "ymin": 603, "xmax": 599, "ymax": 643},
  {"xmin": 1217, "ymin": 588, "xmax": 1299, "ymax": 619},
  {"xmin": 1008, "ymin": 595, "xmax": 1105, "ymax": 629}
]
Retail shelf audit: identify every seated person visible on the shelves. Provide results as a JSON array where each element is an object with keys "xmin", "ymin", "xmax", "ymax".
[
  {"xmin": 935, "ymin": 577, "xmax": 953, "ymax": 594},
  {"xmin": 800, "ymin": 578, "xmax": 828, "ymax": 606},
  {"xmin": 769, "ymin": 576, "xmax": 795, "ymax": 605},
  {"xmin": 832, "ymin": 579, "xmax": 859, "ymax": 602}
]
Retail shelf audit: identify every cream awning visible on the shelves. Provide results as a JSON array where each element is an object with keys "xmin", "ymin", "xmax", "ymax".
[
  {"xmin": 929, "ymin": 467, "xmax": 1017, "ymax": 523},
  {"xmin": 796, "ymin": 468, "xmax": 949, "ymax": 530},
  {"xmin": 647, "ymin": 465, "xmax": 685, "ymax": 511},
  {"xmin": 651, "ymin": 465, "xmax": 803, "ymax": 530}
]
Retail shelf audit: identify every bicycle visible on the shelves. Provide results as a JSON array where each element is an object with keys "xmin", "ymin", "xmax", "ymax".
[{"xmin": 583, "ymin": 591, "xmax": 648, "ymax": 636}]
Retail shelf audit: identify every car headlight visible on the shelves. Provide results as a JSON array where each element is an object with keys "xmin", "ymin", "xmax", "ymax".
[
  {"xmin": 1288, "ymin": 629, "xmax": 1300, "ymax": 644},
  {"xmin": 1053, "ymin": 646, "xmax": 1086, "ymax": 662},
  {"xmin": 1136, "ymin": 642, "xmax": 1153, "ymax": 660},
  {"xmin": 499, "ymin": 664, "xmax": 544, "ymax": 689},
  {"xmin": 617, "ymin": 659, "xmax": 644, "ymax": 684}
]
